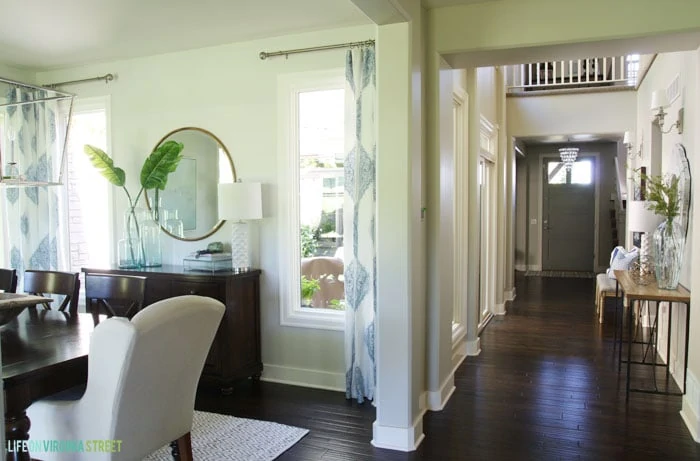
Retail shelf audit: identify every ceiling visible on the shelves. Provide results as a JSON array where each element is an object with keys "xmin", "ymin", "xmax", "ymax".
[
  {"xmin": 520, "ymin": 134, "xmax": 623, "ymax": 146},
  {"xmin": 422, "ymin": 0, "xmax": 501, "ymax": 7},
  {"xmin": 0, "ymin": 0, "xmax": 372, "ymax": 70}
]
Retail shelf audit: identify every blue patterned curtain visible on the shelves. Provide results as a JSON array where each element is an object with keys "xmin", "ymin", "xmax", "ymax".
[
  {"xmin": 344, "ymin": 45, "xmax": 376, "ymax": 403},
  {"xmin": 0, "ymin": 93, "xmax": 68, "ymax": 281}
]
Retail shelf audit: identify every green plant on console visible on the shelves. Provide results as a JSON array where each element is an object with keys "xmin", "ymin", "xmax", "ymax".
[
  {"xmin": 635, "ymin": 169, "xmax": 680, "ymax": 223},
  {"xmin": 301, "ymin": 275, "xmax": 320, "ymax": 306},
  {"xmin": 83, "ymin": 141, "xmax": 185, "ymax": 264}
]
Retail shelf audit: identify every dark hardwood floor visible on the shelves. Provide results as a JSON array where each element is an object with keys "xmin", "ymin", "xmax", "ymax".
[{"xmin": 195, "ymin": 273, "xmax": 700, "ymax": 460}]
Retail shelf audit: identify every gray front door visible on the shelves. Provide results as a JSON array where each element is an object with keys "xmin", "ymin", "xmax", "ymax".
[{"xmin": 542, "ymin": 157, "xmax": 595, "ymax": 271}]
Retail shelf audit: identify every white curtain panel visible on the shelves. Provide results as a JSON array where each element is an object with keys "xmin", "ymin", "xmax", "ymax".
[
  {"xmin": 2, "ymin": 97, "xmax": 68, "ymax": 281},
  {"xmin": 344, "ymin": 45, "xmax": 376, "ymax": 404}
]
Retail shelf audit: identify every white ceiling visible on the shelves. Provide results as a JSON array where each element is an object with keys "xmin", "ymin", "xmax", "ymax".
[
  {"xmin": 0, "ymin": 0, "xmax": 372, "ymax": 70},
  {"xmin": 422, "ymin": 0, "xmax": 501, "ymax": 8}
]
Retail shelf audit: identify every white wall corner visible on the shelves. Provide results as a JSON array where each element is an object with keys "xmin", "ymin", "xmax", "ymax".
[
  {"xmin": 504, "ymin": 288, "xmax": 516, "ymax": 302},
  {"xmin": 419, "ymin": 391, "xmax": 428, "ymax": 416},
  {"xmin": 427, "ymin": 374, "xmax": 456, "ymax": 411},
  {"xmin": 452, "ymin": 338, "xmax": 468, "ymax": 372},
  {"xmin": 493, "ymin": 302, "xmax": 506, "ymax": 316},
  {"xmin": 466, "ymin": 337, "xmax": 481, "ymax": 356},
  {"xmin": 372, "ymin": 417, "xmax": 425, "ymax": 452},
  {"xmin": 680, "ymin": 369, "xmax": 700, "ymax": 442},
  {"xmin": 261, "ymin": 364, "xmax": 345, "ymax": 392}
]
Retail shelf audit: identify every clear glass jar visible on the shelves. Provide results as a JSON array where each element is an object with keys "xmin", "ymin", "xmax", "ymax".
[
  {"xmin": 118, "ymin": 237, "xmax": 141, "ymax": 268},
  {"xmin": 652, "ymin": 219, "xmax": 684, "ymax": 290},
  {"xmin": 140, "ymin": 209, "xmax": 162, "ymax": 267}
]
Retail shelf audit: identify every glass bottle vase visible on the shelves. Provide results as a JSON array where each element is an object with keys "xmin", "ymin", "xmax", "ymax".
[
  {"xmin": 652, "ymin": 219, "xmax": 684, "ymax": 290},
  {"xmin": 120, "ymin": 207, "xmax": 144, "ymax": 268},
  {"xmin": 140, "ymin": 208, "xmax": 162, "ymax": 267}
]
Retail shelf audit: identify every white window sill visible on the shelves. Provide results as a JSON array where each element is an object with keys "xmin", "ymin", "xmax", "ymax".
[{"xmin": 281, "ymin": 306, "xmax": 345, "ymax": 331}]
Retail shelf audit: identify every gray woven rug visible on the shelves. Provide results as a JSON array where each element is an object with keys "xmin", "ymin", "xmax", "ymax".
[
  {"xmin": 524, "ymin": 270, "xmax": 595, "ymax": 279},
  {"xmin": 144, "ymin": 411, "xmax": 308, "ymax": 461}
]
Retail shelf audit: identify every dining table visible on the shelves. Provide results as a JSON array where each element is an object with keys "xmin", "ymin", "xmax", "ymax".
[{"xmin": 2, "ymin": 302, "xmax": 96, "ymax": 461}]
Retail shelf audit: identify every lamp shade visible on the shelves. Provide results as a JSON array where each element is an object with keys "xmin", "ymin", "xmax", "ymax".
[
  {"xmin": 623, "ymin": 131, "xmax": 632, "ymax": 145},
  {"xmin": 650, "ymin": 90, "xmax": 669, "ymax": 110},
  {"xmin": 217, "ymin": 182, "xmax": 263, "ymax": 220},
  {"xmin": 627, "ymin": 200, "xmax": 663, "ymax": 234}
]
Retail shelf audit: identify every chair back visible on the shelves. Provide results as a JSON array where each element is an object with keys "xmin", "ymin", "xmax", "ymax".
[
  {"xmin": 0, "ymin": 268, "xmax": 17, "ymax": 293},
  {"xmin": 85, "ymin": 273, "xmax": 146, "ymax": 319},
  {"xmin": 23, "ymin": 270, "xmax": 80, "ymax": 317},
  {"xmin": 78, "ymin": 295, "xmax": 224, "ymax": 460}
]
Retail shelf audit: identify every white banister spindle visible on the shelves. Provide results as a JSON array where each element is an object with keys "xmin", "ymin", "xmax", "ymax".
[
  {"xmin": 528, "ymin": 63, "xmax": 532, "ymax": 87},
  {"xmin": 612, "ymin": 56, "xmax": 616, "ymax": 80},
  {"xmin": 536, "ymin": 63, "xmax": 540, "ymax": 85},
  {"xmin": 569, "ymin": 60, "xmax": 573, "ymax": 83},
  {"xmin": 603, "ymin": 57, "xmax": 607, "ymax": 81},
  {"xmin": 521, "ymin": 64, "xmax": 525, "ymax": 87},
  {"xmin": 577, "ymin": 60, "xmax": 582, "ymax": 83},
  {"xmin": 552, "ymin": 61, "xmax": 556, "ymax": 83}
]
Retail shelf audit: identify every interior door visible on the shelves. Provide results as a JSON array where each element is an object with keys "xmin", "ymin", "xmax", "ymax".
[{"xmin": 542, "ymin": 157, "xmax": 595, "ymax": 271}]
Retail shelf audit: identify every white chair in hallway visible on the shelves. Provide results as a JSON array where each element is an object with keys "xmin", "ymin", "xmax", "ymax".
[{"xmin": 27, "ymin": 295, "xmax": 225, "ymax": 461}]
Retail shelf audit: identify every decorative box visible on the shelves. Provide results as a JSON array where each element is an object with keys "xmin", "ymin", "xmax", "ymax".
[{"xmin": 183, "ymin": 257, "xmax": 232, "ymax": 273}]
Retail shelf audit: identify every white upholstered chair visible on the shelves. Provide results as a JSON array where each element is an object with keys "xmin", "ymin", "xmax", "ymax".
[{"xmin": 27, "ymin": 295, "xmax": 225, "ymax": 461}]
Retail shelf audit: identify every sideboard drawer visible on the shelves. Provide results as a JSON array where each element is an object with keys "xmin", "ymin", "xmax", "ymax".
[{"xmin": 172, "ymin": 281, "xmax": 221, "ymax": 299}]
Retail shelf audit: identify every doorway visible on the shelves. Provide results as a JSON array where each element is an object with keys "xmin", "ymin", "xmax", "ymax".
[{"xmin": 541, "ymin": 156, "xmax": 595, "ymax": 271}]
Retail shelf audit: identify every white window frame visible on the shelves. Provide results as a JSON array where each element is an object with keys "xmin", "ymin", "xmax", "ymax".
[{"xmin": 277, "ymin": 69, "xmax": 346, "ymax": 331}]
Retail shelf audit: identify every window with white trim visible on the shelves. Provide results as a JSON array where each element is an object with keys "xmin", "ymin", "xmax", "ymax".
[{"xmin": 278, "ymin": 70, "xmax": 346, "ymax": 330}]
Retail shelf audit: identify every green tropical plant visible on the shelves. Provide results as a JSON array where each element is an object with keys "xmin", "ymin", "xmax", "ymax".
[
  {"xmin": 84, "ymin": 141, "xmax": 184, "ymax": 263},
  {"xmin": 300, "ymin": 225, "xmax": 319, "ymax": 257},
  {"xmin": 635, "ymin": 169, "xmax": 680, "ymax": 223}
]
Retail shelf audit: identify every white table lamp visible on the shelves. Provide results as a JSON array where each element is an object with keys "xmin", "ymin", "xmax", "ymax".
[
  {"xmin": 627, "ymin": 200, "xmax": 663, "ymax": 257},
  {"xmin": 218, "ymin": 182, "xmax": 263, "ymax": 272}
]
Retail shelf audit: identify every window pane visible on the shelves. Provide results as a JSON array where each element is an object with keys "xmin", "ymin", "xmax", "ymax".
[
  {"xmin": 298, "ymin": 89, "xmax": 345, "ymax": 311},
  {"xmin": 547, "ymin": 162, "xmax": 567, "ymax": 184},
  {"xmin": 571, "ymin": 160, "xmax": 592, "ymax": 184}
]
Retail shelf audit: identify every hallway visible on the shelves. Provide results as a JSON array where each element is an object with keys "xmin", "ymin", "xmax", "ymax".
[{"xmin": 196, "ymin": 274, "xmax": 700, "ymax": 460}]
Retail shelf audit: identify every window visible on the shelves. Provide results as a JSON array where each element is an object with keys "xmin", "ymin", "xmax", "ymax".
[
  {"xmin": 65, "ymin": 98, "xmax": 112, "ymax": 273},
  {"xmin": 278, "ymin": 70, "xmax": 346, "ymax": 330},
  {"xmin": 547, "ymin": 159, "xmax": 592, "ymax": 185}
]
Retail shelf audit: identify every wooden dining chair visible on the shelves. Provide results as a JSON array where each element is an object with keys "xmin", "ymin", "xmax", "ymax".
[
  {"xmin": 23, "ymin": 270, "xmax": 81, "ymax": 318},
  {"xmin": 85, "ymin": 273, "xmax": 147, "ymax": 321},
  {"xmin": 0, "ymin": 268, "xmax": 18, "ymax": 293}
]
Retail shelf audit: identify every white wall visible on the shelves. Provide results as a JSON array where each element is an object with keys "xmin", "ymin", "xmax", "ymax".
[
  {"xmin": 507, "ymin": 91, "xmax": 636, "ymax": 137},
  {"xmin": 0, "ymin": 63, "xmax": 33, "ymax": 83},
  {"xmin": 633, "ymin": 50, "xmax": 698, "ymax": 436},
  {"xmin": 36, "ymin": 24, "xmax": 376, "ymax": 390},
  {"xmin": 477, "ymin": 67, "xmax": 497, "ymax": 124}
]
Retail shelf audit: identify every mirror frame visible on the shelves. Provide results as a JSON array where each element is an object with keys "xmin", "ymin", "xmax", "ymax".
[{"xmin": 145, "ymin": 126, "xmax": 237, "ymax": 241}]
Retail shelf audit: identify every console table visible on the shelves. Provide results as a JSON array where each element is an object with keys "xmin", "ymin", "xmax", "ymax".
[
  {"xmin": 81, "ymin": 265, "xmax": 262, "ymax": 394},
  {"xmin": 614, "ymin": 270, "xmax": 691, "ymax": 401}
]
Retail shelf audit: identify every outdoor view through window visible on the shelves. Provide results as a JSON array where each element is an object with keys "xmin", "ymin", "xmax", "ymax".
[{"xmin": 298, "ymin": 88, "xmax": 345, "ymax": 311}]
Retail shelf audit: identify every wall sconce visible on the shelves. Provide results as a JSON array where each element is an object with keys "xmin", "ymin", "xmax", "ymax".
[
  {"xmin": 623, "ymin": 131, "xmax": 641, "ymax": 158},
  {"xmin": 651, "ymin": 90, "xmax": 683, "ymax": 134}
]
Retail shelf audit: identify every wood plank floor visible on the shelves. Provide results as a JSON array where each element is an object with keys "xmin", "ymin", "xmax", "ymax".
[{"xmin": 195, "ymin": 273, "xmax": 700, "ymax": 460}]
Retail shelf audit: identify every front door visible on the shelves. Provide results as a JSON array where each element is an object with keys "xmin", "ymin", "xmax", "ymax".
[{"xmin": 542, "ymin": 157, "xmax": 595, "ymax": 271}]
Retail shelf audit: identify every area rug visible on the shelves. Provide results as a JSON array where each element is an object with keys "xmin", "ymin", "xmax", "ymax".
[
  {"xmin": 144, "ymin": 411, "xmax": 309, "ymax": 461},
  {"xmin": 524, "ymin": 270, "xmax": 595, "ymax": 279}
]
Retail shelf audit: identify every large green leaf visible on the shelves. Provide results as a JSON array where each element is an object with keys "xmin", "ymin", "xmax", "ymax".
[
  {"xmin": 83, "ymin": 145, "xmax": 126, "ymax": 187},
  {"xmin": 140, "ymin": 140, "xmax": 184, "ymax": 190}
]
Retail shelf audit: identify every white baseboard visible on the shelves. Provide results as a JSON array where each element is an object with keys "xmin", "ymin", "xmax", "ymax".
[
  {"xmin": 466, "ymin": 338, "xmax": 481, "ymax": 356},
  {"xmin": 427, "ymin": 374, "xmax": 455, "ymax": 411},
  {"xmin": 504, "ymin": 288, "xmax": 516, "ymax": 302},
  {"xmin": 493, "ymin": 302, "xmax": 506, "ymax": 316},
  {"xmin": 681, "ymin": 369, "xmax": 700, "ymax": 442},
  {"xmin": 372, "ymin": 416, "xmax": 425, "ymax": 452},
  {"xmin": 515, "ymin": 264, "xmax": 527, "ymax": 271},
  {"xmin": 528, "ymin": 264, "xmax": 541, "ymax": 271},
  {"xmin": 261, "ymin": 364, "xmax": 344, "ymax": 391}
]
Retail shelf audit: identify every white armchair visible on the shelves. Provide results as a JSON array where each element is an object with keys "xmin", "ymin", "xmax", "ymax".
[{"xmin": 27, "ymin": 295, "xmax": 225, "ymax": 461}]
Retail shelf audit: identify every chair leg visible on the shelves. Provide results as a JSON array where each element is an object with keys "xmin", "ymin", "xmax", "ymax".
[{"xmin": 170, "ymin": 432, "xmax": 193, "ymax": 461}]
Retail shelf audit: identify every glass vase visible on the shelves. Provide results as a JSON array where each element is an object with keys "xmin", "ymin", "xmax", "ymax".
[
  {"xmin": 652, "ymin": 219, "xmax": 684, "ymax": 290},
  {"xmin": 121, "ymin": 206, "xmax": 144, "ymax": 268},
  {"xmin": 140, "ymin": 209, "xmax": 162, "ymax": 267}
]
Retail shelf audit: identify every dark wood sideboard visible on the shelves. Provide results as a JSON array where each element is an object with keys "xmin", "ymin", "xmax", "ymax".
[{"xmin": 81, "ymin": 265, "xmax": 262, "ymax": 394}]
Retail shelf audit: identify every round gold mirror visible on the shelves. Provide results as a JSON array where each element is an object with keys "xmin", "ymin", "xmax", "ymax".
[{"xmin": 145, "ymin": 127, "xmax": 236, "ymax": 241}]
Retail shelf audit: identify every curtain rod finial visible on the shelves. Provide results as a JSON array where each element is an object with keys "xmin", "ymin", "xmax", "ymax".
[{"xmin": 259, "ymin": 52, "xmax": 268, "ymax": 60}]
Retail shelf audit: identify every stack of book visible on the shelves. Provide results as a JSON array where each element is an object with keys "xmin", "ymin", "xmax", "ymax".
[{"xmin": 183, "ymin": 252, "xmax": 232, "ymax": 272}]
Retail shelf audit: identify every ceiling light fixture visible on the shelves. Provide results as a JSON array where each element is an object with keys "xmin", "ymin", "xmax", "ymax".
[{"xmin": 559, "ymin": 147, "xmax": 579, "ymax": 171}]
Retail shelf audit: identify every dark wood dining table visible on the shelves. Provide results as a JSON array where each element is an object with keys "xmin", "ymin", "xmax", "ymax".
[{"xmin": 2, "ymin": 307, "xmax": 95, "ymax": 461}]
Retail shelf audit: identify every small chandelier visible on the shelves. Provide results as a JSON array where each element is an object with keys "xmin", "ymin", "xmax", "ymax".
[{"xmin": 559, "ymin": 147, "xmax": 579, "ymax": 171}]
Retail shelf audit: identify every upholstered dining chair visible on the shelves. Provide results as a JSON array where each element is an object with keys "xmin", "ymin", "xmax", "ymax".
[
  {"xmin": 27, "ymin": 295, "xmax": 225, "ymax": 461},
  {"xmin": 0, "ymin": 268, "xmax": 17, "ymax": 293},
  {"xmin": 23, "ymin": 270, "xmax": 80, "ymax": 318},
  {"xmin": 85, "ymin": 273, "xmax": 147, "ymax": 320}
]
